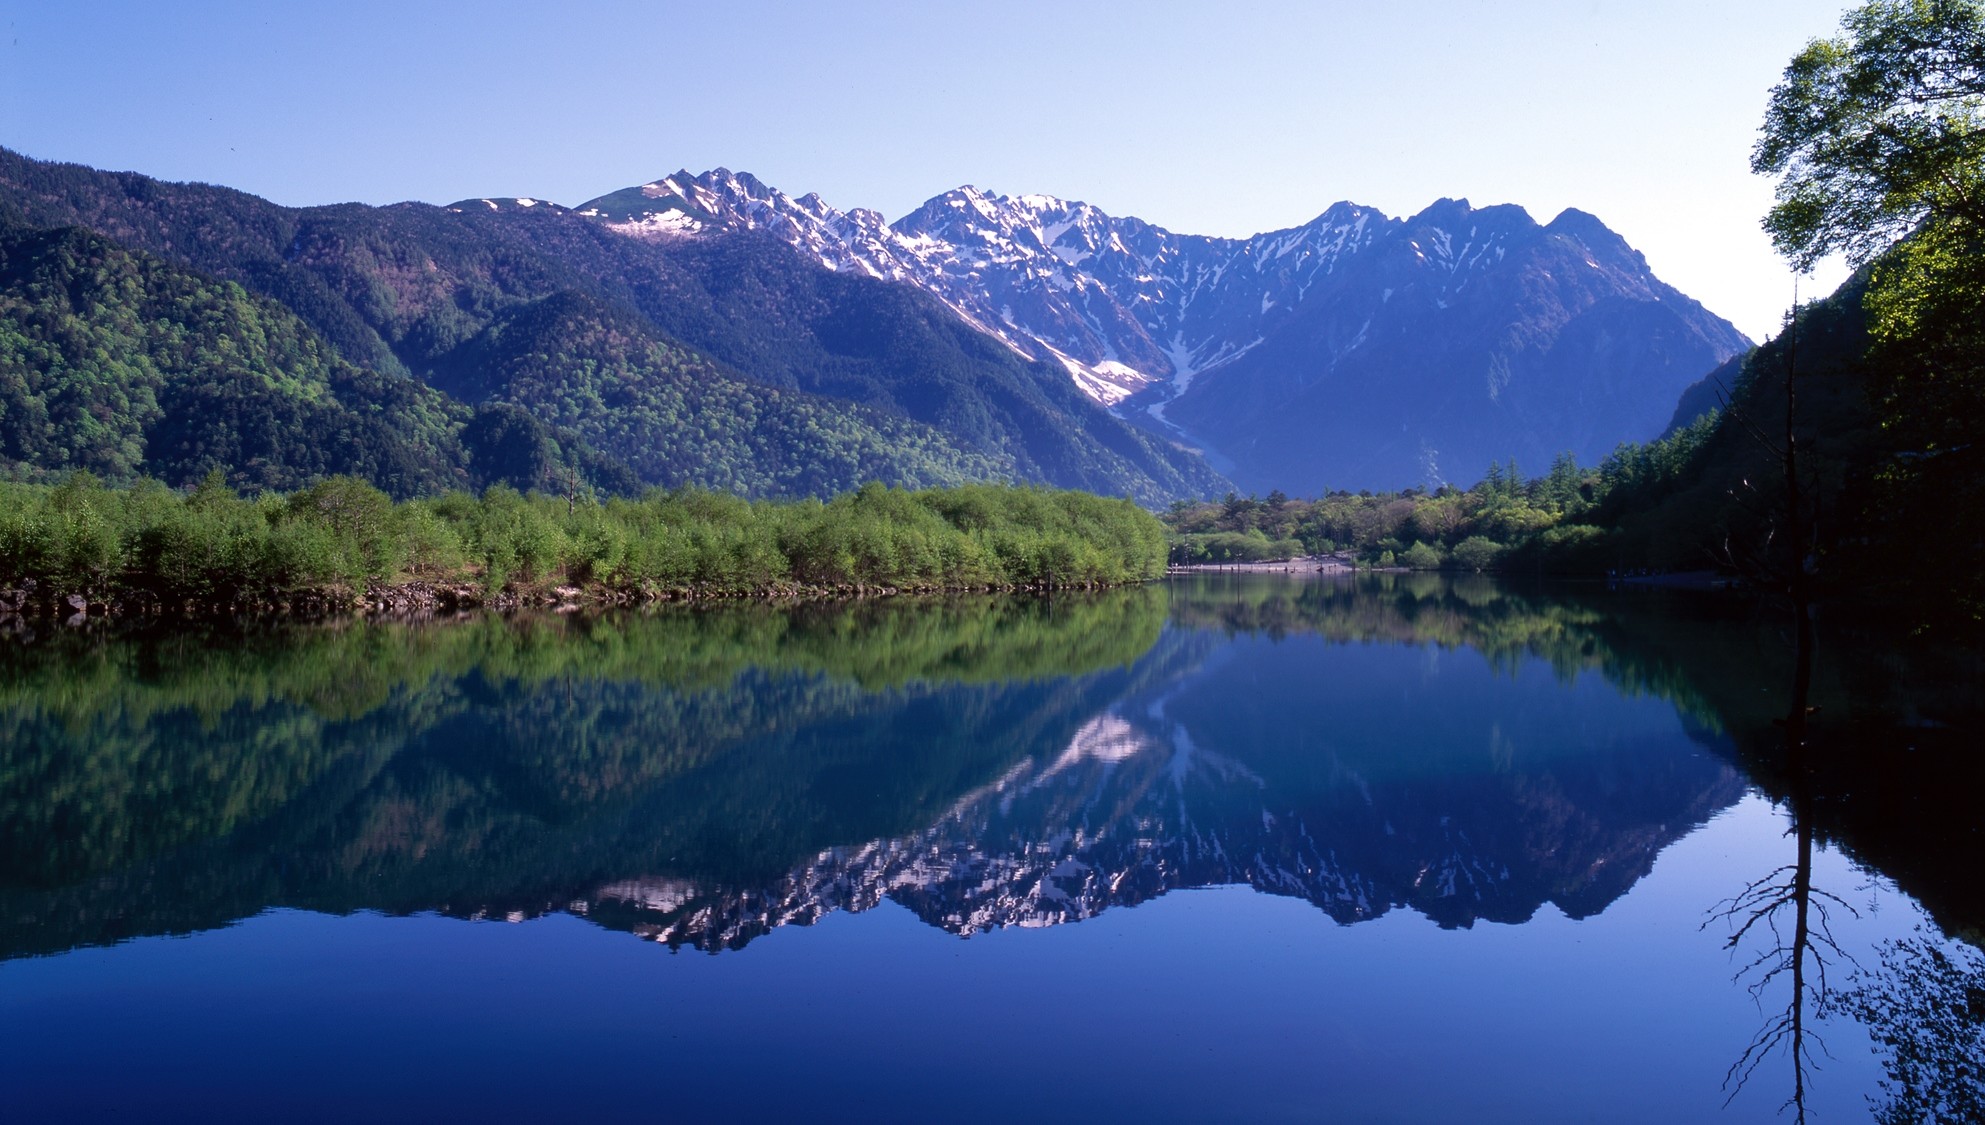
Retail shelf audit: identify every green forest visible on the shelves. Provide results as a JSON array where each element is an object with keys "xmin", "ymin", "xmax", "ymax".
[
  {"xmin": 0, "ymin": 475, "xmax": 1169, "ymax": 613},
  {"xmin": 0, "ymin": 220, "xmax": 1028, "ymax": 501},
  {"xmin": 428, "ymin": 289, "xmax": 1013, "ymax": 496},
  {"xmin": 0, "ymin": 223, "xmax": 473, "ymax": 496}
]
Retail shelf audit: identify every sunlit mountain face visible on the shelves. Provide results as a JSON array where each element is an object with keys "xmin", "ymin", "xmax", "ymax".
[{"xmin": 577, "ymin": 171, "xmax": 1752, "ymax": 490}]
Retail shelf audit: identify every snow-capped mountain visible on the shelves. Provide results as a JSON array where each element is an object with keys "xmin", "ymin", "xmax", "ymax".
[
  {"xmin": 0, "ymin": 141, "xmax": 1749, "ymax": 496},
  {"xmin": 576, "ymin": 171, "xmax": 1391, "ymax": 407},
  {"xmin": 574, "ymin": 172, "xmax": 1751, "ymax": 489}
]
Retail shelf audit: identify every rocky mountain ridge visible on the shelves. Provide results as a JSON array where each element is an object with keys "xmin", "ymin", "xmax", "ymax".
[
  {"xmin": 569, "ymin": 170, "xmax": 1398, "ymax": 408},
  {"xmin": 570, "ymin": 170, "xmax": 1754, "ymax": 488}
]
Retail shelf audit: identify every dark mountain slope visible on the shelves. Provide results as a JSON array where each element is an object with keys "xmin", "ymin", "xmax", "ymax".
[
  {"xmin": 1160, "ymin": 201, "xmax": 1753, "ymax": 491},
  {"xmin": 1662, "ymin": 352, "xmax": 1743, "ymax": 436},
  {"xmin": 606, "ymin": 233, "xmax": 1225, "ymax": 502}
]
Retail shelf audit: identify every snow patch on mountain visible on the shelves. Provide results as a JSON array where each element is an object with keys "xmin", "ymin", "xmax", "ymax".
[{"xmin": 606, "ymin": 209, "xmax": 704, "ymax": 238}]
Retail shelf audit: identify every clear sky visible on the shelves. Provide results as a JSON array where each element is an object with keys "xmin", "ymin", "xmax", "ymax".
[{"xmin": 2, "ymin": 0, "xmax": 1854, "ymax": 340}]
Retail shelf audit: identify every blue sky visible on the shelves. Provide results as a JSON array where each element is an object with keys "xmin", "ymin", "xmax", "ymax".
[{"xmin": 2, "ymin": 0, "xmax": 1853, "ymax": 339}]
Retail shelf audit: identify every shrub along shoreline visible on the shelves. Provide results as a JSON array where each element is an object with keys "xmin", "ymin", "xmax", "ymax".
[{"xmin": 0, "ymin": 474, "xmax": 1169, "ymax": 623}]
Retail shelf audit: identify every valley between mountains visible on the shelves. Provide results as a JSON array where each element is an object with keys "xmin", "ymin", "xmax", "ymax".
[{"xmin": 0, "ymin": 146, "xmax": 1749, "ymax": 500}]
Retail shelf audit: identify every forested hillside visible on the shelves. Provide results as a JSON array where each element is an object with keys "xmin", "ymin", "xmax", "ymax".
[
  {"xmin": 0, "ymin": 149, "xmax": 1225, "ymax": 504},
  {"xmin": 1159, "ymin": 423, "xmax": 1716, "ymax": 572},
  {"xmin": 0, "ymin": 214, "xmax": 1036, "ymax": 500},
  {"xmin": 0, "ymin": 221, "xmax": 471, "ymax": 496},
  {"xmin": 1590, "ymin": 0, "xmax": 1985, "ymax": 631},
  {"xmin": 603, "ymin": 232, "xmax": 1222, "ymax": 501},
  {"xmin": 426, "ymin": 290, "xmax": 1012, "ymax": 496}
]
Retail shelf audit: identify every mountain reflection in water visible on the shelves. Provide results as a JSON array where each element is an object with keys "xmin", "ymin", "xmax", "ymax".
[
  {"xmin": 4, "ymin": 573, "xmax": 1983, "ymax": 1121},
  {"xmin": 591, "ymin": 632, "xmax": 1742, "ymax": 951},
  {"xmin": 2, "ymin": 574, "xmax": 1776, "ymax": 959}
]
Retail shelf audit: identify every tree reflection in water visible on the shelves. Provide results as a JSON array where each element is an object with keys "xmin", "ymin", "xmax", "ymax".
[
  {"xmin": 1709, "ymin": 769, "xmax": 1854, "ymax": 1120},
  {"xmin": 1848, "ymin": 932, "xmax": 1985, "ymax": 1124},
  {"xmin": 1706, "ymin": 595, "xmax": 1984, "ymax": 1122},
  {"xmin": 1707, "ymin": 575, "xmax": 1851, "ymax": 1121},
  {"xmin": 1707, "ymin": 321, "xmax": 1855, "ymax": 1120}
]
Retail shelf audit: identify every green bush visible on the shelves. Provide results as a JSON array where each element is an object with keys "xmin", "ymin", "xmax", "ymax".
[
  {"xmin": 1451, "ymin": 536, "xmax": 1504, "ymax": 571},
  {"xmin": 1401, "ymin": 542, "xmax": 1443, "ymax": 570}
]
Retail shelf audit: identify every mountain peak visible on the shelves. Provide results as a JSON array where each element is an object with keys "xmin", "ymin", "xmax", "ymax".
[
  {"xmin": 1403, "ymin": 197, "xmax": 1541, "ymax": 231},
  {"xmin": 1544, "ymin": 207, "xmax": 1639, "ymax": 264},
  {"xmin": 1545, "ymin": 206, "xmax": 1618, "ymax": 239},
  {"xmin": 1014, "ymin": 191, "xmax": 1070, "ymax": 210}
]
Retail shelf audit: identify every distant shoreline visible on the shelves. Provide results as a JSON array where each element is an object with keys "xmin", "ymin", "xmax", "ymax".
[
  {"xmin": 1612, "ymin": 569, "xmax": 1740, "ymax": 591},
  {"xmin": 1166, "ymin": 556, "xmax": 1356, "ymax": 575}
]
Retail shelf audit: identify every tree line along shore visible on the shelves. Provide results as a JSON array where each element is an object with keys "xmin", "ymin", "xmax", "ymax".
[
  {"xmin": 1159, "ymin": 417, "xmax": 1717, "ymax": 576},
  {"xmin": 0, "ymin": 475, "xmax": 1168, "ymax": 622}
]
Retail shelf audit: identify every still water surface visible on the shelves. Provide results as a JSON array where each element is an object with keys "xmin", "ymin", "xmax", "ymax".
[{"xmin": 2, "ymin": 575, "xmax": 1979, "ymax": 1122}]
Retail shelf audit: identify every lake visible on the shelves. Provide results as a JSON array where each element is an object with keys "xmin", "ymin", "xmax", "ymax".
[{"xmin": 2, "ymin": 574, "xmax": 1979, "ymax": 1123}]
